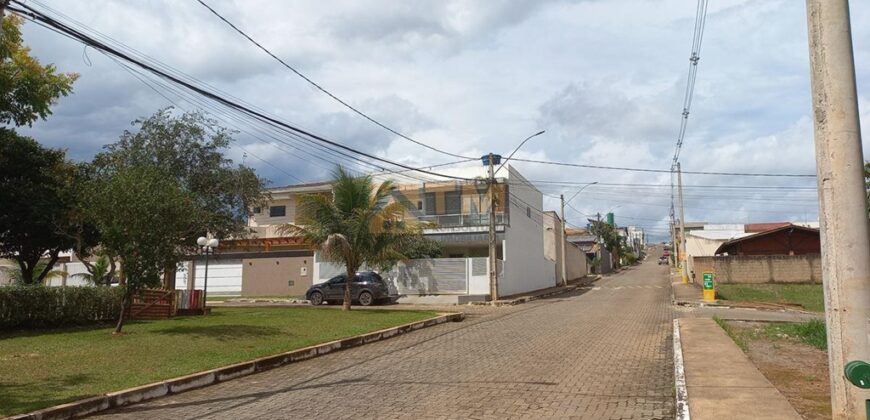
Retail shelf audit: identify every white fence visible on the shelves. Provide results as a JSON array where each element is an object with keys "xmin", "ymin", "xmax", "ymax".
[{"xmin": 315, "ymin": 256, "xmax": 502, "ymax": 296}]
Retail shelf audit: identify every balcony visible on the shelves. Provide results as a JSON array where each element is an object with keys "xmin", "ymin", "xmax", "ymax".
[{"xmin": 416, "ymin": 212, "xmax": 508, "ymax": 228}]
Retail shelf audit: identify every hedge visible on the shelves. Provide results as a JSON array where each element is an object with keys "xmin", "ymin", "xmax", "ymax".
[{"xmin": 0, "ymin": 286, "xmax": 124, "ymax": 330}]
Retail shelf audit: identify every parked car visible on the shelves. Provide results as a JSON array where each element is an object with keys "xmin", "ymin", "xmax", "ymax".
[
  {"xmin": 662, "ymin": 250, "xmax": 671, "ymax": 257},
  {"xmin": 306, "ymin": 271, "xmax": 397, "ymax": 306},
  {"xmin": 658, "ymin": 256, "xmax": 668, "ymax": 265}
]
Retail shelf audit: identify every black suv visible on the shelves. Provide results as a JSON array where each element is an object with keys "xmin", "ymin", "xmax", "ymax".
[{"xmin": 306, "ymin": 271, "xmax": 397, "ymax": 306}]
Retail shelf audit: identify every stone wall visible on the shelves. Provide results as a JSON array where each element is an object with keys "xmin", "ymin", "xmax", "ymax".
[{"xmin": 691, "ymin": 255, "xmax": 821, "ymax": 284}]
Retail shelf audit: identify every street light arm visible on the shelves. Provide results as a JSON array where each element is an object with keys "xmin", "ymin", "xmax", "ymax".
[
  {"xmin": 565, "ymin": 181, "xmax": 598, "ymax": 205},
  {"xmin": 494, "ymin": 130, "xmax": 545, "ymax": 176}
]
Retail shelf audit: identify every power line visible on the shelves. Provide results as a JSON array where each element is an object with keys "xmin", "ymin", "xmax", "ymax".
[
  {"xmin": 195, "ymin": 0, "xmax": 474, "ymax": 160},
  {"xmin": 10, "ymin": 1, "xmax": 473, "ymax": 183},
  {"xmin": 510, "ymin": 157, "xmax": 815, "ymax": 178},
  {"xmin": 671, "ymin": 0, "xmax": 709, "ymax": 169}
]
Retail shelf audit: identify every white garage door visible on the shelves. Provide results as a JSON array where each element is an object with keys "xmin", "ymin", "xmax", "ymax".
[{"xmin": 175, "ymin": 260, "xmax": 242, "ymax": 295}]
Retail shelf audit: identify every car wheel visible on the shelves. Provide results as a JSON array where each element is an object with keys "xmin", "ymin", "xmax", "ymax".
[
  {"xmin": 309, "ymin": 291, "xmax": 323, "ymax": 306},
  {"xmin": 358, "ymin": 291, "xmax": 373, "ymax": 306}
]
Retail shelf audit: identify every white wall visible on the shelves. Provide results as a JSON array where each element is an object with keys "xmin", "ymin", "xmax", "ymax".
[
  {"xmin": 500, "ymin": 166, "xmax": 556, "ymax": 296},
  {"xmin": 176, "ymin": 260, "xmax": 243, "ymax": 295}
]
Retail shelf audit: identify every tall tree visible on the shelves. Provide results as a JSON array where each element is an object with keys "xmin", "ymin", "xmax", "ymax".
[
  {"xmin": 0, "ymin": 129, "xmax": 81, "ymax": 284},
  {"xmin": 0, "ymin": 15, "xmax": 77, "ymax": 127},
  {"xmin": 93, "ymin": 108, "xmax": 266, "ymax": 241},
  {"xmin": 85, "ymin": 110, "xmax": 266, "ymax": 332},
  {"xmin": 85, "ymin": 164, "xmax": 200, "ymax": 333},
  {"xmin": 282, "ymin": 166, "xmax": 420, "ymax": 310}
]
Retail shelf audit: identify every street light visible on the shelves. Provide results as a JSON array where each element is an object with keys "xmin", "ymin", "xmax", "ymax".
[
  {"xmin": 196, "ymin": 236, "xmax": 219, "ymax": 311},
  {"xmin": 566, "ymin": 181, "xmax": 598, "ymax": 206}
]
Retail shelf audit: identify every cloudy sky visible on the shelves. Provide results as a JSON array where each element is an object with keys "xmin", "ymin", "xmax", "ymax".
[{"xmin": 16, "ymin": 0, "xmax": 870, "ymax": 239}]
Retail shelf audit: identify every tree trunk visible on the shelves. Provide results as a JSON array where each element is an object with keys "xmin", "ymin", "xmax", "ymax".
[
  {"xmin": 114, "ymin": 293, "xmax": 129, "ymax": 334},
  {"xmin": 343, "ymin": 267, "xmax": 354, "ymax": 311},
  {"xmin": 16, "ymin": 259, "xmax": 34, "ymax": 285},
  {"xmin": 35, "ymin": 250, "xmax": 61, "ymax": 285}
]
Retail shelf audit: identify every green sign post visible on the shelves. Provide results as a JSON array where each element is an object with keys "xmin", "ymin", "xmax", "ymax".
[
  {"xmin": 702, "ymin": 272, "xmax": 714, "ymax": 290},
  {"xmin": 702, "ymin": 272, "xmax": 715, "ymax": 302}
]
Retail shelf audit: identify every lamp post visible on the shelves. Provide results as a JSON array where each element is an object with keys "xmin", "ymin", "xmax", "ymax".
[
  {"xmin": 561, "ymin": 181, "xmax": 598, "ymax": 285},
  {"xmin": 196, "ymin": 236, "xmax": 219, "ymax": 311},
  {"xmin": 486, "ymin": 129, "xmax": 546, "ymax": 302}
]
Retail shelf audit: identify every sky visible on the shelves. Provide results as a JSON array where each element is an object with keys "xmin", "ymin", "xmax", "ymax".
[{"xmin": 15, "ymin": 0, "xmax": 870, "ymax": 240}]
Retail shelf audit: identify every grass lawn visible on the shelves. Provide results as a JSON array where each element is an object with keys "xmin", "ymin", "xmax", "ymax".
[
  {"xmin": 716, "ymin": 283, "xmax": 824, "ymax": 312},
  {"xmin": 0, "ymin": 306, "xmax": 436, "ymax": 416}
]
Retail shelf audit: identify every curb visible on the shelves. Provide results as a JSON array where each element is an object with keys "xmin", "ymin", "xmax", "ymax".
[
  {"xmin": 486, "ymin": 275, "xmax": 602, "ymax": 307},
  {"xmin": 7, "ymin": 312, "xmax": 465, "ymax": 420},
  {"xmin": 673, "ymin": 319, "xmax": 691, "ymax": 420}
]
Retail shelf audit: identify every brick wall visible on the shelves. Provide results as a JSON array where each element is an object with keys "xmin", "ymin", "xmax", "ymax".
[{"xmin": 690, "ymin": 255, "xmax": 821, "ymax": 284}]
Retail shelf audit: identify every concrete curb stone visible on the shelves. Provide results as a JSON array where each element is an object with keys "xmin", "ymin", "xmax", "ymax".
[{"xmin": 6, "ymin": 312, "xmax": 464, "ymax": 420}]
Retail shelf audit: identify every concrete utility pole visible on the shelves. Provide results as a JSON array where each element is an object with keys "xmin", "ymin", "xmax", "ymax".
[
  {"xmin": 560, "ymin": 194, "xmax": 567, "ymax": 286},
  {"xmin": 677, "ymin": 163, "xmax": 689, "ymax": 283},
  {"xmin": 806, "ymin": 1, "xmax": 870, "ymax": 417},
  {"xmin": 488, "ymin": 153, "xmax": 499, "ymax": 301}
]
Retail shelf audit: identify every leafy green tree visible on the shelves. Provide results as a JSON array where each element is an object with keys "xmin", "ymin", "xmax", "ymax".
[
  {"xmin": 86, "ymin": 164, "xmax": 200, "ymax": 333},
  {"xmin": 0, "ymin": 129, "xmax": 80, "ymax": 284},
  {"xmin": 82, "ymin": 110, "xmax": 266, "ymax": 331},
  {"xmin": 282, "ymin": 166, "xmax": 419, "ymax": 310},
  {"xmin": 1, "ymin": 15, "xmax": 77, "ymax": 127},
  {"xmin": 588, "ymin": 220, "xmax": 621, "ymax": 269},
  {"xmin": 93, "ymin": 108, "xmax": 266, "ymax": 242}
]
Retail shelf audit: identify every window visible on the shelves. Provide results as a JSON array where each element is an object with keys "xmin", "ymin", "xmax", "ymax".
[
  {"xmin": 417, "ymin": 201, "xmax": 423, "ymax": 210},
  {"xmin": 526, "ymin": 206, "xmax": 531, "ymax": 218},
  {"xmin": 269, "ymin": 205, "xmax": 286, "ymax": 217},
  {"xmin": 328, "ymin": 275, "xmax": 346, "ymax": 284}
]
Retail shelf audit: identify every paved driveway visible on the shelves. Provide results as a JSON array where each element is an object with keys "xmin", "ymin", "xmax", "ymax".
[{"xmin": 95, "ymin": 259, "xmax": 674, "ymax": 419}]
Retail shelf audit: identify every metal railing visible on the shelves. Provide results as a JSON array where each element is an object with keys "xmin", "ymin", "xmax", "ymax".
[{"xmin": 416, "ymin": 212, "xmax": 507, "ymax": 228}]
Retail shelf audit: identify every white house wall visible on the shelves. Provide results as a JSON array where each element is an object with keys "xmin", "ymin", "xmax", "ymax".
[{"xmin": 501, "ymin": 166, "xmax": 556, "ymax": 296}]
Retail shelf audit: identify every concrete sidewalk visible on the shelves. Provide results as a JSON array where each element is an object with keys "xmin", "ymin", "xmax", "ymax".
[{"xmin": 678, "ymin": 318, "xmax": 801, "ymax": 419}]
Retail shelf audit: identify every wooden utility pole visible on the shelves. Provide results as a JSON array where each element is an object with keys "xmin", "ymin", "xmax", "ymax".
[
  {"xmin": 677, "ymin": 163, "xmax": 689, "ymax": 283},
  {"xmin": 488, "ymin": 153, "xmax": 499, "ymax": 301},
  {"xmin": 806, "ymin": 1, "xmax": 870, "ymax": 417},
  {"xmin": 560, "ymin": 194, "xmax": 567, "ymax": 286}
]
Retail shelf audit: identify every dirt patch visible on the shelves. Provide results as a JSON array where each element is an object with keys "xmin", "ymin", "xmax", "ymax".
[{"xmin": 729, "ymin": 321, "xmax": 831, "ymax": 420}]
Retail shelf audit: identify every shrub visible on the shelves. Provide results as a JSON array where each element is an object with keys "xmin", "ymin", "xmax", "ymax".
[{"xmin": 0, "ymin": 286, "xmax": 123, "ymax": 330}]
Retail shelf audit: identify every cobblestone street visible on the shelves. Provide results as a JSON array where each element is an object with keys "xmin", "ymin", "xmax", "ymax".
[{"xmin": 95, "ymin": 259, "xmax": 674, "ymax": 419}]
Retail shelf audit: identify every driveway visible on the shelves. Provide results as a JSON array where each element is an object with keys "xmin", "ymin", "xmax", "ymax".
[{"xmin": 95, "ymin": 259, "xmax": 674, "ymax": 419}]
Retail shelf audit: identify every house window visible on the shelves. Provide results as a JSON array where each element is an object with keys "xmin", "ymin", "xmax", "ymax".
[
  {"xmin": 417, "ymin": 201, "xmax": 423, "ymax": 210},
  {"xmin": 526, "ymin": 206, "xmax": 531, "ymax": 218},
  {"xmin": 269, "ymin": 205, "xmax": 286, "ymax": 217}
]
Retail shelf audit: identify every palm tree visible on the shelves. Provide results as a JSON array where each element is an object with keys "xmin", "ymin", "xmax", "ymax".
[
  {"xmin": 281, "ymin": 166, "xmax": 419, "ymax": 310},
  {"xmin": 72, "ymin": 254, "xmax": 114, "ymax": 286}
]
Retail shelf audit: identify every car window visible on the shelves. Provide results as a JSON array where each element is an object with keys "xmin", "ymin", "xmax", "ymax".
[
  {"xmin": 328, "ymin": 275, "xmax": 346, "ymax": 284},
  {"xmin": 351, "ymin": 274, "xmax": 364, "ymax": 283}
]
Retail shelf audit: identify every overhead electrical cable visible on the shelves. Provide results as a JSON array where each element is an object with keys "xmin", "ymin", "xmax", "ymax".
[
  {"xmin": 195, "ymin": 0, "xmax": 475, "ymax": 160},
  {"xmin": 10, "ymin": 1, "xmax": 472, "ymax": 183}
]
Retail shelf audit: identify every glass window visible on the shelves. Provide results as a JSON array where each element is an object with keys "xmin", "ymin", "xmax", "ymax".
[
  {"xmin": 328, "ymin": 275, "xmax": 346, "ymax": 284},
  {"xmin": 270, "ymin": 205, "xmax": 286, "ymax": 217}
]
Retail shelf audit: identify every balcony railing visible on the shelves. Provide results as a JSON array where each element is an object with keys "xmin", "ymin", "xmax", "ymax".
[{"xmin": 416, "ymin": 212, "xmax": 507, "ymax": 228}]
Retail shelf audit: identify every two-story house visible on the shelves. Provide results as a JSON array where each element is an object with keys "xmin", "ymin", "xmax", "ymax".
[{"xmin": 175, "ymin": 162, "xmax": 558, "ymax": 303}]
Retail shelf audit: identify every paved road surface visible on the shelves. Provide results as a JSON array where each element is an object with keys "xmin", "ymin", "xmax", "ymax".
[{"xmin": 96, "ymin": 259, "xmax": 674, "ymax": 419}]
